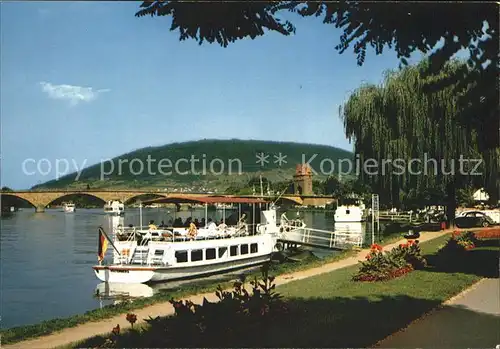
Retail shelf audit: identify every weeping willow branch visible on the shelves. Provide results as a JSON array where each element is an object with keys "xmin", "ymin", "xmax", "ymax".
[{"xmin": 340, "ymin": 59, "xmax": 499, "ymax": 205}]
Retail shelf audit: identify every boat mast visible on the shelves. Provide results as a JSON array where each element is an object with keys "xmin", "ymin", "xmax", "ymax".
[
  {"xmin": 139, "ymin": 200, "xmax": 143, "ymax": 228},
  {"xmin": 205, "ymin": 202, "xmax": 208, "ymax": 226}
]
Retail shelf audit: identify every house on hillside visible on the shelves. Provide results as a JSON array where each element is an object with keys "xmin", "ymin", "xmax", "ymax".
[{"xmin": 473, "ymin": 188, "xmax": 489, "ymax": 202}]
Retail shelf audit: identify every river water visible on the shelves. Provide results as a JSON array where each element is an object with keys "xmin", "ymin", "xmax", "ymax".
[{"xmin": 0, "ymin": 208, "xmax": 371, "ymax": 329}]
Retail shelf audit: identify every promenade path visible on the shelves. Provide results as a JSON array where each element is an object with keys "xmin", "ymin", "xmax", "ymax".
[
  {"xmin": 375, "ymin": 277, "xmax": 500, "ymax": 348},
  {"xmin": 3, "ymin": 230, "xmax": 450, "ymax": 349}
]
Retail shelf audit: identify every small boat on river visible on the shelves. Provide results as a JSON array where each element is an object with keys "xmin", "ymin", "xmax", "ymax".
[
  {"xmin": 63, "ymin": 202, "xmax": 76, "ymax": 213},
  {"xmin": 334, "ymin": 195, "xmax": 366, "ymax": 223},
  {"xmin": 93, "ymin": 197, "xmax": 305, "ymax": 284},
  {"xmin": 104, "ymin": 200, "xmax": 125, "ymax": 216}
]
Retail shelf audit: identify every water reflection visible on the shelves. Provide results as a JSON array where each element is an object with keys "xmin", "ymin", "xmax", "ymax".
[
  {"xmin": 333, "ymin": 222, "xmax": 364, "ymax": 234},
  {"xmin": 95, "ymin": 282, "xmax": 154, "ymax": 305}
]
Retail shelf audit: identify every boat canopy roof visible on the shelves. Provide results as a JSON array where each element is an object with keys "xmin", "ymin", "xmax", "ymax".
[{"xmin": 142, "ymin": 195, "xmax": 268, "ymax": 205}]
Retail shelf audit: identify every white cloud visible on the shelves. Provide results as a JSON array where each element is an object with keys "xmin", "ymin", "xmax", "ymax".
[{"xmin": 39, "ymin": 82, "xmax": 110, "ymax": 106}]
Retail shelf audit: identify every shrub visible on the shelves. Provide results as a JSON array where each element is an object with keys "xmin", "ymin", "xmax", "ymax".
[{"xmin": 353, "ymin": 241, "xmax": 426, "ymax": 282}]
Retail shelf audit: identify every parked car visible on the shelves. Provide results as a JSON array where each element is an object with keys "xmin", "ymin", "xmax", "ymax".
[{"xmin": 454, "ymin": 211, "xmax": 496, "ymax": 228}]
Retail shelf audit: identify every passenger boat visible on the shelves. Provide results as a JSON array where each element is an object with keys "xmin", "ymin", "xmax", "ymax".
[
  {"xmin": 104, "ymin": 200, "xmax": 125, "ymax": 216},
  {"xmin": 63, "ymin": 202, "xmax": 76, "ymax": 213},
  {"xmin": 93, "ymin": 197, "xmax": 304, "ymax": 284},
  {"xmin": 334, "ymin": 196, "xmax": 366, "ymax": 223}
]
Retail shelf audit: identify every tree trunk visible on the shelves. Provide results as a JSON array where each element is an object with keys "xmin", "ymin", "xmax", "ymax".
[{"xmin": 446, "ymin": 181, "xmax": 456, "ymax": 228}]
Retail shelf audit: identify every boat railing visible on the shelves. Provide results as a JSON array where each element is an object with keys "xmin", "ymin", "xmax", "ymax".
[{"xmin": 115, "ymin": 224, "xmax": 259, "ymax": 245}]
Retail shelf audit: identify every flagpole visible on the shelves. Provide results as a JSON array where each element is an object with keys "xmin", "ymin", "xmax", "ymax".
[{"xmin": 99, "ymin": 226, "xmax": 121, "ymax": 256}]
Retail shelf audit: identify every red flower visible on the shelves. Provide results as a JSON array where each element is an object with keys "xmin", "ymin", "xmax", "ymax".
[
  {"xmin": 366, "ymin": 253, "xmax": 372, "ymax": 260},
  {"xmin": 126, "ymin": 313, "xmax": 137, "ymax": 327}
]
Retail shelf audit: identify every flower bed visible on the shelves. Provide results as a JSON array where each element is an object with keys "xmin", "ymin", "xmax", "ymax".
[
  {"xmin": 91, "ymin": 265, "xmax": 289, "ymax": 348},
  {"xmin": 353, "ymin": 241, "xmax": 427, "ymax": 282},
  {"xmin": 437, "ymin": 231, "xmax": 478, "ymax": 257},
  {"xmin": 474, "ymin": 227, "xmax": 500, "ymax": 239}
]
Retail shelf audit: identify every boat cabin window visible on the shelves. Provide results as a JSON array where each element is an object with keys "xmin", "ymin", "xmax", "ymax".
[
  {"xmin": 230, "ymin": 245, "xmax": 238, "ymax": 256},
  {"xmin": 206, "ymin": 248, "xmax": 216, "ymax": 260},
  {"xmin": 240, "ymin": 244, "xmax": 249, "ymax": 255},
  {"xmin": 346, "ymin": 210, "xmax": 350, "ymax": 214},
  {"xmin": 175, "ymin": 251, "xmax": 188, "ymax": 263},
  {"xmin": 154, "ymin": 250, "xmax": 164, "ymax": 256},
  {"xmin": 218, "ymin": 247, "xmax": 228, "ymax": 258},
  {"xmin": 191, "ymin": 249, "xmax": 203, "ymax": 262},
  {"xmin": 250, "ymin": 243, "xmax": 258, "ymax": 253}
]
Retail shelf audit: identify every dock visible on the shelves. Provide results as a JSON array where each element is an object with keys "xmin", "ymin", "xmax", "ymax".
[{"xmin": 278, "ymin": 227, "xmax": 363, "ymax": 251}]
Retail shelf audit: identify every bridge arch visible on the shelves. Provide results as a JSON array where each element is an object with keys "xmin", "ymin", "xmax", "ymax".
[
  {"xmin": 45, "ymin": 193, "xmax": 107, "ymax": 208},
  {"xmin": 0, "ymin": 194, "xmax": 37, "ymax": 209}
]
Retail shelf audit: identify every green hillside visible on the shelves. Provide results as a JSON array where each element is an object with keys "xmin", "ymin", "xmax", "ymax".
[{"xmin": 34, "ymin": 139, "xmax": 353, "ymax": 191}]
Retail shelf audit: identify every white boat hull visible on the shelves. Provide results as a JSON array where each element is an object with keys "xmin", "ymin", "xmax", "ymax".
[
  {"xmin": 334, "ymin": 217, "xmax": 365, "ymax": 223},
  {"xmin": 64, "ymin": 207, "xmax": 75, "ymax": 213},
  {"xmin": 93, "ymin": 254, "xmax": 272, "ymax": 283}
]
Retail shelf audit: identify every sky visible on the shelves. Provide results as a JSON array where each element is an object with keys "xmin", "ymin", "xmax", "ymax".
[{"xmin": 1, "ymin": 2, "xmax": 452, "ymax": 189}]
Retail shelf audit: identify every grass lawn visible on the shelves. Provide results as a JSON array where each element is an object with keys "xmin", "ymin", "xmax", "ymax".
[
  {"xmin": 76, "ymin": 234, "xmax": 499, "ymax": 348},
  {"xmin": 265, "ymin": 236, "xmax": 498, "ymax": 347}
]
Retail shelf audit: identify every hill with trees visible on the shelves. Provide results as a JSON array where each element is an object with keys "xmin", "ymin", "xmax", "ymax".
[{"xmin": 33, "ymin": 139, "xmax": 353, "ymax": 192}]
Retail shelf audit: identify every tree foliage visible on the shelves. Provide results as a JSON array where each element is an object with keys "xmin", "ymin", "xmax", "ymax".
[{"xmin": 136, "ymin": 1, "xmax": 498, "ymax": 154}]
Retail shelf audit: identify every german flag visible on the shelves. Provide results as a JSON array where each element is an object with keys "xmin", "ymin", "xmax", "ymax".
[{"xmin": 97, "ymin": 227, "xmax": 109, "ymax": 263}]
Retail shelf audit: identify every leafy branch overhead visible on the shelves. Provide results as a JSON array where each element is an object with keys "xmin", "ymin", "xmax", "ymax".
[
  {"xmin": 135, "ymin": 2, "xmax": 494, "ymax": 67},
  {"xmin": 136, "ymin": 1, "xmax": 498, "ymax": 151}
]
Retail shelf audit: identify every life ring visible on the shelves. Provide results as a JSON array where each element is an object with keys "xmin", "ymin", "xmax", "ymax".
[
  {"xmin": 275, "ymin": 242, "xmax": 284, "ymax": 252},
  {"xmin": 121, "ymin": 249, "xmax": 130, "ymax": 256}
]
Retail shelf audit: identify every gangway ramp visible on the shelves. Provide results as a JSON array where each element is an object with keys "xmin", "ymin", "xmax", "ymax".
[{"xmin": 278, "ymin": 227, "xmax": 363, "ymax": 251}]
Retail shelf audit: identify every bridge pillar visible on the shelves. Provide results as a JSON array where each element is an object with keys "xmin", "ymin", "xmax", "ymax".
[{"xmin": 35, "ymin": 205, "xmax": 45, "ymax": 213}]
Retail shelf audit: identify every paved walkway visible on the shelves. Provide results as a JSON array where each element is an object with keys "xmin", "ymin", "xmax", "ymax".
[
  {"xmin": 375, "ymin": 277, "xmax": 500, "ymax": 348},
  {"xmin": 3, "ymin": 230, "xmax": 450, "ymax": 349}
]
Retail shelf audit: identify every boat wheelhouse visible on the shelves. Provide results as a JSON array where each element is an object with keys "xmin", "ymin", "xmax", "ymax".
[{"xmin": 93, "ymin": 196, "xmax": 302, "ymax": 284}]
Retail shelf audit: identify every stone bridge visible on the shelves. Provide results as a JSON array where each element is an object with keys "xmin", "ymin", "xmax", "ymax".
[{"xmin": 0, "ymin": 190, "xmax": 313, "ymax": 212}]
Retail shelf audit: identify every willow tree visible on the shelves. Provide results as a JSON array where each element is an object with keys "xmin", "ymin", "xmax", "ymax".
[{"xmin": 340, "ymin": 60, "xmax": 498, "ymax": 222}]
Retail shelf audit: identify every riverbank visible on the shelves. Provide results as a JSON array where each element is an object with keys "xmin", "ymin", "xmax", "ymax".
[
  {"xmin": 73, "ymin": 232, "xmax": 499, "ymax": 348},
  {"xmin": 2, "ymin": 229, "xmax": 453, "ymax": 349}
]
